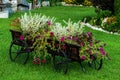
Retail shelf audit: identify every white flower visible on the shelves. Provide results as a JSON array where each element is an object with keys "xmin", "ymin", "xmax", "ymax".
[
  {"xmin": 51, "ymin": 19, "xmax": 85, "ymax": 39},
  {"xmin": 20, "ymin": 12, "xmax": 56, "ymax": 33}
]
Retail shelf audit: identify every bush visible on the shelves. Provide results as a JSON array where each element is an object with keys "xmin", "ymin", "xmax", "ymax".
[
  {"xmin": 90, "ymin": 0, "xmax": 114, "ymax": 14},
  {"xmin": 64, "ymin": 0, "xmax": 75, "ymax": 4},
  {"xmin": 95, "ymin": 8, "xmax": 112, "ymax": 18},
  {"xmin": 101, "ymin": 16, "xmax": 117, "ymax": 32},
  {"xmin": 64, "ymin": 0, "xmax": 84, "ymax": 4},
  {"xmin": 84, "ymin": 0, "xmax": 92, "ymax": 6},
  {"xmin": 114, "ymin": 0, "xmax": 120, "ymax": 29}
]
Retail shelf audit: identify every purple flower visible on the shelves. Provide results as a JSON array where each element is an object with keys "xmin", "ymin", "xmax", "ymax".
[
  {"xmin": 19, "ymin": 35, "xmax": 24, "ymax": 41},
  {"xmin": 99, "ymin": 47, "xmax": 106, "ymax": 55}
]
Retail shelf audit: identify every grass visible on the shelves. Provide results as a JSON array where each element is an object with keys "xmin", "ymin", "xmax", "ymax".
[{"xmin": 0, "ymin": 6, "xmax": 120, "ymax": 80}]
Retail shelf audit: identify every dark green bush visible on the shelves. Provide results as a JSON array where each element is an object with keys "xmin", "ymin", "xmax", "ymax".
[
  {"xmin": 90, "ymin": 0, "xmax": 114, "ymax": 14},
  {"xmin": 114, "ymin": 0, "xmax": 120, "ymax": 29},
  {"xmin": 95, "ymin": 8, "xmax": 112, "ymax": 18}
]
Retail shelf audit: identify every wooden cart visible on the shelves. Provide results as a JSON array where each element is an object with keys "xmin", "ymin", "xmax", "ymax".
[{"xmin": 9, "ymin": 30, "xmax": 102, "ymax": 74}]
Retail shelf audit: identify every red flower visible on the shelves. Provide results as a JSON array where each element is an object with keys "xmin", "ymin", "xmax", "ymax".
[
  {"xmin": 41, "ymin": 59, "xmax": 46, "ymax": 63},
  {"xmin": 19, "ymin": 35, "xmax": 24, "ymax": 41},
  {"xmin": 50, "ymin": 32, "xmax": 54, "ymax": 37},
  {"xmin": 60, "ymin": 36, "xmax": 65, "ymax": 42}
]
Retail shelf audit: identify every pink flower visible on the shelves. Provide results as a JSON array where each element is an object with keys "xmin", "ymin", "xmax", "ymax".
[
  {"xmin": 47, "ymin": 21, "xmax": 51, "ymax": 26},
  {"xmin": 67, "ymin": 36, "xmax": 72, "ymax": 39},
  {"xmin": 19, "ymin": 35, "xmax": 24, "ymax": 41},
  {"xmin": 50, "ymin": 32, "xmax": 54, "ymax": 37},
  {"xmin": 87, "ymin": 32, "xmax": 92, "ymax": 36},
  {"xmin": 81, "ymin": 55, "xmax": 86, "ymax": 61},
  {"xmin": 89, "ymin": 51, "xmax": 92, "ymax": 55},
  {"xmin": 99, "ymin": 47, "xmax": 106, "ymax": 55},
  {"xmin": 60, "ymin": 36, "xmax": 65, "ymax": 42},
  {"xmin": 80, "ymin": 42, "xmax": 85, "ymax": 47},
  {"xmin": 89, "ymin": 42, "xmax": 92, "ymax": 47},
  {"xmin": 72, "ymin": 37, "xmax": 78, "ymax": 41}
]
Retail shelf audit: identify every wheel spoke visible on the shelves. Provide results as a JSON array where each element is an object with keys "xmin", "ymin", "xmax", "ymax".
[
  {"xmin": 52, "ymin": 50, "xmax": 68, "ymax": 74},
  {"xmin": 9, "ymin": 42, "xmax": 30, "ymax": 64}
]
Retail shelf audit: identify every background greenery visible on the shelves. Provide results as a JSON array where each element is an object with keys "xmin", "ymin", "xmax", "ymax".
[{"xmin": 0, "ymin": 6, "xmax": 120, "ymax": 80}]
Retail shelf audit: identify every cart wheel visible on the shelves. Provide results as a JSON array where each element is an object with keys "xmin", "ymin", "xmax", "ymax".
[
  {"xmin": 88, "ymin": 58, "xmax": 102, "ymax": 70},
  {"xmin": 9, "ymin": 41, "xmax": 30, "ymax": 64},
  {"xmin": 52, "ymin": 50, "xmax": 68, "ymax": 74}
]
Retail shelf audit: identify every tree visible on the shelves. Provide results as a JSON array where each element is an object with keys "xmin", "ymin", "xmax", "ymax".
[{"xmin": 90, "ymin": 0, "xmax": 114, "ymax": 14}]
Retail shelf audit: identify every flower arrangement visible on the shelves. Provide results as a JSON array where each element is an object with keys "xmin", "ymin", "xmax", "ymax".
[{"xmin": 10, "ymin": 12, "xmax": 108, "ymax": 64}]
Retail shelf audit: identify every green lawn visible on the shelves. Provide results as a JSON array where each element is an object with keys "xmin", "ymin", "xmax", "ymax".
[{"xmin": 0, "ymin": 6, "xmax": 120, "ymax": 80}]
